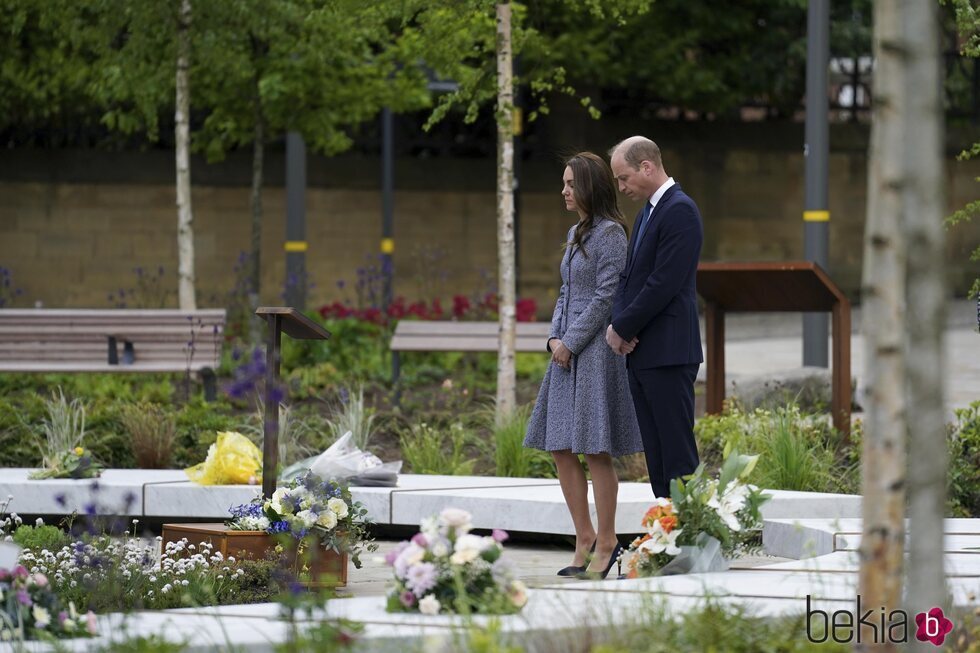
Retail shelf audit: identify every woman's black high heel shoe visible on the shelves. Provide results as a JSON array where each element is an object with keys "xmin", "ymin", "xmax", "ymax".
[
  {"xmin": 557, "ymin": 539, "xmax": 596, "ymax": 577},
  {"xmin": 576, "ymin": 542, "xmax": 623, "ymax": 581}
]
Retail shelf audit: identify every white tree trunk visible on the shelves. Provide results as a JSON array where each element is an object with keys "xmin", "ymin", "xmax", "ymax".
[
  {"xmin": 902, "ymin": 0, "xmax": 948, "ymax": 640},
  {"xmin": 175, "ymin": 0, "xmax": 197, "ymax": 310},
  {"xmin": 494, "ymin": 1, "xmax": 516, "ymax": 424},
  {"xmin": 859, "ymin": 0, "xmax": 907, "ymax": 645}
]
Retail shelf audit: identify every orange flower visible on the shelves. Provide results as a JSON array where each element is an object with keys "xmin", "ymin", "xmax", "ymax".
[
  {"xmin": 658, "ymin": 514, "xmax": 678, "ymax": 533},
  {"xmin": 641, "ymin": 501, "xmax": 676, "ymax": 530}
]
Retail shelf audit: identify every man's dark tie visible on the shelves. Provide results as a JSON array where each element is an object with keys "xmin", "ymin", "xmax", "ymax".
[{"xmin": 632, "ymin": 201, "xmax": 653, "ymax": 256}]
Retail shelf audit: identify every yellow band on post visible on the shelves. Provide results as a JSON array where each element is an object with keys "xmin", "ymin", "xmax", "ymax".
[
  {"xmin": 284, "ymin": 241, "xmax": 308, "ymax": 252},
  {"xmin": 803, "ymin": 210, "xmax": 830, "ymax": 222},
  {"xmin": 381, "ymin": 238, "xmax": 395, "ymax": 254}
]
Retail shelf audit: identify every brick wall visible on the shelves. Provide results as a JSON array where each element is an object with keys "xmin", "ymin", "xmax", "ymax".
[{"xmin": 2, "ymin": 121, "xmax": 978, "ymax": 313}]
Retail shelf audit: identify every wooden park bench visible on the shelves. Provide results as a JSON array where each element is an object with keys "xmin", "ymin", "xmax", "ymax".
[
  {"xmin": 389, "ymin": 320, "xmax": 551, "ymax": 383},
  {"xmin": 0, "ymin": 309, "xmax": 226, "ymax": 399}
]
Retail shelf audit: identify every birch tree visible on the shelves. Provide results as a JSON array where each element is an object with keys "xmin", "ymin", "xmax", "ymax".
[
  {"xmin": 860, "ymin": 0, "xmax": 946, "ymax": 645},
  {"xmin": 903, "ymin": 0, "xmax": 947, "ymax": 637},
  {"xmin": 494, "ymin": 1, "xmax": 517, "ymax": 421},
  {"xmin": 175, "ymin": 0, "xmax": 196, "ymax": 310},
  {"xmin": 860, "ymin": 1, "xmax": 908, "ymax": 641}
]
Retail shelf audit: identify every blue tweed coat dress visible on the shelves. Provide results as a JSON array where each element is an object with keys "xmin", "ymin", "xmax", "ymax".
[{"xmin": 524, "ymin": 218, "xmax": 643, "ymax": 458}]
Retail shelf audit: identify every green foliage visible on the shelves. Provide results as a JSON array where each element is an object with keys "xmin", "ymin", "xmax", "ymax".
[
  {"xmin": 479, "ymin": 403, "xmax": 554, "ymax": 478},
  {"xmin": 324, "ymin": 386, "xmax": 377, "ymax": 451},
  {"xmin": 94, "ymin": 635, "xmax": 188, "ymax": 653},
  {"xmin": 948, "ymin": 400, "xmax": 980, "ymax": 517},
  {"xmin": 173, "ymin": 399, "xmax": 242, "ymax": 468},
  {"xmin": 275, "ymin": 619, "xmax": 363, "ymax": 653},
  {"xmin": 12, "ymin": 524, "xmax": 71, "ymax": 554},
  {"xmin": 282, "ymin": 317, "xmax": 390, "ymax": 389},
  {"xmin": 27, "ymin": 387, "xmax": 86, "ymax": 469},
  {"xmin": 600, "ymin": 598, "xmax": 850, "ymax": 653},
  {"xmin": 947, "ymin": 0, "xmax": 980, "ymax": 300},
  {"xmin": 22, "ymin": 534, "xmax": 279, "ymax": 614},
  {"xmin": 694, "ymin": 403, "xmax": 850, "ymax": 494},
  {"xmin": 119, "ymin": 402, "xmax": 177, "ymax": 469},
  {"xmin": 399, "ymin": 421, "xmax": 477, "ymax": 475}
]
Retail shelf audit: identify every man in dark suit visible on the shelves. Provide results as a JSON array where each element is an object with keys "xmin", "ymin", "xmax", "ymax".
[{"xmin": 606, "ymin": 136, "xmax": 703, "ymax": 499}]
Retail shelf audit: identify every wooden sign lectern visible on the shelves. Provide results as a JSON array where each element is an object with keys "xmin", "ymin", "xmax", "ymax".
[
  {"xmin": 255, "ymin": 307, "xmax": 331, "ymax": 498},
  {"xmin": 696, "ymin": 262, "xmax": 852, "ymax": 436}
]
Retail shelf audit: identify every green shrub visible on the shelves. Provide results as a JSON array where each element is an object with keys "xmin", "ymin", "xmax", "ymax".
[
  {"xmin": 481, "ymin": 403, "xmax": 554, "ymax": 478},
  {"xmin": 694, "ymin": 403, "xmax": 840, "ymax": 493},
  {"xmin": 598, "ymin": 598, "xmax": 849, "ymax": 653},
  {"xmin": 119, "ymin": 402, "xmax": 177, "ymax": 469},
  {"xmin": 948, "ymin": 400, "xmax": 980, "ymax": 517},
  {"xmin": 28, "ymin": 387, "xmax": 87, "ymax": 469},
  {"xmin": 324, "ymin": 386, "xmax": 377, "ymax": 451},
  {"xmin": 12, "ymin": 524, "xmax": 71, "ymax": 553},
  {"xmin": 399, "ymin": 422, "xmax": 477, "ymax": 475}
]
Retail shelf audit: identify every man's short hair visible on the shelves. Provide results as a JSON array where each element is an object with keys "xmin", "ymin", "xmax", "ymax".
[{"xmin": 611, "ymin": 138, "xmax": 662, "ymax": 170}]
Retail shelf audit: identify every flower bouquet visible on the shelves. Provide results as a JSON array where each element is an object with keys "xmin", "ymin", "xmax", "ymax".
[
  {"xmin": 0, "ymin": 563, "xmax": 98, "ymax": 641},
  {"xmin": 624, "ymin": 450, "xmax": 770, "ymax": 578},
  {"xmin": 226, "ymin": 471, "xmax": 374, "ymax": 585},
  {"xmin": 28, "ymin": 447, "xmax": 103, "ymax": 480},
  {"xmin": 385, "ymin": 508, "xmax": 527, "ymax": 616}
]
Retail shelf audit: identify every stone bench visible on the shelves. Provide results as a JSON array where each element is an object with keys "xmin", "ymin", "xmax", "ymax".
[
  {"xmin": 0, "ymin": 308, "xmax": 226, "ymax": 398},
  {"xmin": 0, "ymin": 469, "xmax": 862, "ymax": 537},
  {"xmin": 389, "ymin": 320, "xmax": 552, "ymax": 354}
]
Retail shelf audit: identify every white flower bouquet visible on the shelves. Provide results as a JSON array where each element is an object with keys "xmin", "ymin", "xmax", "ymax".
[
  {"xmin": 385, "ymin": 508, "xmax": 527, "ymax": 616},
  {"xmin": 227, "ymin": 471, "xmax": 373, "ymax": 568},
  {"xmin": 624, "ymin": 450, "xmax": 770, "ymax": 578}
]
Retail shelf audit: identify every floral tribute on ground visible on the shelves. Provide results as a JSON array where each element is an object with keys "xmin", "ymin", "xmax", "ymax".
[
  {"xmin": 0, "ymin": 564, "xmax": 98, "ymax": 642},
  {"xmin": 227, "ymin": 471, "xmax": 374, "ymax": 568},
  {"xmin": 385, "ymin": 508, "xmax": 527, "ymax": 616},
  {"xmin": 624, "ymin": 450, "xmax": 770, "ymax": 578}
]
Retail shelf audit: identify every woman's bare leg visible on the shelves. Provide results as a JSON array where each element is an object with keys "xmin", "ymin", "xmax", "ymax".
[
  {"xmin": 553, "ymin": 450, "xmax": 596, "ymax": 566},
  {"xmin": 584, "ymin": 453, "xmax": 619, "ymax": 574}
]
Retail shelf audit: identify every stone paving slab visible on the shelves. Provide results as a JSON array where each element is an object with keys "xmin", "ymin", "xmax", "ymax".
[
  {"xmin": 763, "ymin": 518, "xmax": 980, "ymax": 559},
  {"xmin": 2, "ymin": 470, "xmax": 861, "ymax": 537},
  {"xmin": 0, "ymin": 468, "xmax": 188, "ymax": 516}
]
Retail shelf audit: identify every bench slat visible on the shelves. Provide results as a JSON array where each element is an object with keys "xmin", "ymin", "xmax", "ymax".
[
  {"xmin": 0, "ymin": 362, "xmax": 215, "ymax": 373},
  {"xmin": 0, "ymin": 309, "xmax": 226, "ymax": 373},
  {"xmin": 393, "ymin": 321, "xmax": 550, "ymax": 336},
  {"xmin": 390, "ymin": 321, "xmax": 552, "ymax": 353}
]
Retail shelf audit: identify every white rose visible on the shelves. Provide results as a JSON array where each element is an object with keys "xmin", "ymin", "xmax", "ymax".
[
  {"xmin": 327, "ymin": 498, "xmax": 349, "ymax": 519},
  {"xmin": 430, "ymin": 540, "xmax": 449, "ymax": 557},
  {"xmin": 418, "ymin": 595, "xmax": 441, "ymax": 615},
  {"xmin": 450, "ymin": 548, "xmax": 479, "ymax": 565},
  {"xmin": 295, "ymin": 510, "xmax": 317, "ymax": 529},
  {"xmin": 271, "ymin": 487, "xmax": 289, "ymax": 504},
  {"xmin": 439, "ymin": 508, "xmax": 472, "ymax": 532},
  {"xmin": 316, "ymin": 510, "xmax": 338, "ymax": 530},
  {"xmin": 32, "ymin": 606, "xmax": 51, "ymax": 628}
]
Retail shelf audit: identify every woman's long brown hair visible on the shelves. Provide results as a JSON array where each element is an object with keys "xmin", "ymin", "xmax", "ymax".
[{"xmin": 564, "ymin": 152, "xmax": 629, "ymax": 257}]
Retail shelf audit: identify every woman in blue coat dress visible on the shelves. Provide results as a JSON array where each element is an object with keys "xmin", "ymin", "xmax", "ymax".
[{"xmin": 524, "ymin": 152, "xmax": 643, "ymax": 579}]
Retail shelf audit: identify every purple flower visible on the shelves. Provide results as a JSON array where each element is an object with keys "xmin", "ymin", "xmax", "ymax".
[
  {"xmin": 384, "ymin": 541, "xmax": 409, "ymax": 566},
  {"xmin": 411, "ymin": 533, "xmax": 428, "ymax": 548},
  {"xmin": 268, "ymin": 520, "xmax": 289, "ymax": 534},
  {"xmin": 491, "ymin": 529, "xmax": 509, "ymax": 543},
  {"xmin": 399, "ymin": 591, "xmax": 416, "ymax": 607},
  {"xmin": 16, "ymin": 589, "xmax": 31, "ymax": 606},
  {"xmin": 405, "ymin": 562, "xmax": 438, "ymax": 597}
]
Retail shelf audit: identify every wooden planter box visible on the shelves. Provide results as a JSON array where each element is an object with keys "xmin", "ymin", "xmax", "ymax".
[{"xmin": 161, "ymin": 522, "xmax": 348, "ymax": 588}]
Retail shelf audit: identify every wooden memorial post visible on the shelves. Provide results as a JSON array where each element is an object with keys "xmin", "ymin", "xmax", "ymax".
[
  {"xmin": 696, "ymin": 262, "xmax": 852, "ymax": 436},
  {"xmin": 255, "ymin": 307, "xmax": 331, "ymax": 498}
]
